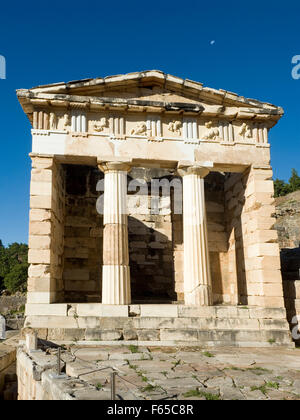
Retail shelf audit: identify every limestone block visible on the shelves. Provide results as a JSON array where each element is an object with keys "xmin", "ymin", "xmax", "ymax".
[
  {"xmin": 137, "ymin": 329, "xmax": 160, "ymax": 341},
  {"xmin": 247, "ymin": 270, "xmax": 282, "ymax": 284},
  {"xmin": 248, "ymin": 168, "xmax": 273, "ymax": 181},
  {"xmin": 30, "ymin": 182, "xmax": 52, "ymax": 196},
  {"xmin": 246, "ymin": 230, "xmax": 278, "ymax": 244},
  {"xmin": 25, "ymin": 304, "xmax": 68, "ymax": 316},
  {"xmin": 63, "ymin": 269, "xmax": 90, "ymax": 281},
  {"xmin": 258, "ymin": 319, "xmax": 289, "ymax": 331},
  {"xmin": 76, "ymin": 304, "xmax": 129, "ymax": 317},
  {"xmin": 247, "ymin": 296, "xmax": 285, "ymax": 308},
  {"xmin": 245, "ymin": 180, "xmax": 274, "ymax": 197},
  {"xmin": 28, "ymin": 264, "xmax": 51, "ymax": 278},
  {"xmin": 30, "ymin": 195, "xmax": 52, "ymax": 210},
  {"xmin": 160, "ymin": 329, "xmax": 199, "ymax": 341},
  {"xmin": 31, "ymin": 169, "xmax": 53, "ymax": 183},
  {"xmin": 26, "ymin": 332, "xmax": 37, "ymax": 352},
  {"xmin": 64, "ymin": 237, "xmax": 96, "ymax": 249},
  {"xmin": 29, "ymin": 221, "xmax": 52, "ymax": 237},
  {"xmin": 27, "ymin": 290, "xmax": 56, "ymax": 304},
  {"xmin": 262, "ymin": 283, "xmax": 284, "ymax": 298},
  {"xmin": 245, "ymin": 256, "xmax": 281, "ymax": 271},
  {"xmin": 29, "ymin": 209, "xmax": 52, "ymax": 222},
  {"xmin": 48, "ymin": 328, "xmax": 85, "ymax": 341},
  {"xmin": 247, "ymin": 243, "xmax": 280, "ymax": 258},
  {"xmin": 178, "ymin": 305, "xmax": 215, "ymax": 318},
  {"xmin": 247, "ymin": 217, "xmax": 276, "ymax": 232},
  {"xmin": 140, "ymin": 304, "xmax": 178, "ymax": 318},
  {"xmin": 247, "ymin": 282, "xmax": 283, "ymax": 297},
  {"xmin": 27, "ymin": 278, "xmax": 55, "ymax": 293},
  {"xmin": 28, "ymin": 250, "xmax": 51, "ymax": 264},
  {"xmin": 215, "ymin": 306, "xmax": 250, "ymax": 319},
  {"xmin": 64, "ymin": 280, "xmax": 96, "ymax": 292},
  {"xmin": 29, "ymin": 235, "xmax": 51, "ymax": 250},
  {"xmin": 31, "ymin": 157, "xmax": 54, "ymax": 170},
  {"xmin": 64, "ymin": 247, "xmax": 89, "ymax": 259},
  {"xmin": 0, "ymin": 315, "xmax": 5, "ymax": 340},
  {"xmin": 123, "ymin": 329, "xmax": 138, "ymax": 340},
  {"xmin": 85, "ymin": 329, "xmax": 123, "ymax": 341},
  {"xmin": 25, "ymin": 315, "xmax": 78, "ymax": 329},
  {"xmin": 65, "ymin": 216, "xmax": 97, "ymax": 228}
]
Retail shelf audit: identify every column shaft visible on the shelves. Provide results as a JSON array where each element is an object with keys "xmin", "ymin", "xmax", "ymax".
[
  {"xmin": 99, "ymin": 162, "xmax": 131, "ymax": 304},
  {"xmin": 179, "ymin": 166, "xmax": 212, "ymax": 306}
]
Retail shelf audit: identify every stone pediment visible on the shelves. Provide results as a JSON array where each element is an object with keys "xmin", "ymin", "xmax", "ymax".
[{"xmin": 17, "ymin": 70, "xmax": 283, "ymax": 126}]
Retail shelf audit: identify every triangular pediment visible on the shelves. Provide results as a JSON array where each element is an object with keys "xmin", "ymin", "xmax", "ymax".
[
  {"xmin": 17, "ymin": 70, "xmax": 282, "ymax": 110},
  {"xmin": 16, "ymin": 70, "xmax": 283, "ymax": 127}
]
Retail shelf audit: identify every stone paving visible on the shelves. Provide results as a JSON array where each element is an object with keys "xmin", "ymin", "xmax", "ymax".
[{"xmin": 61, "ymin": 345, "xmax": 300, "ymax": 400}]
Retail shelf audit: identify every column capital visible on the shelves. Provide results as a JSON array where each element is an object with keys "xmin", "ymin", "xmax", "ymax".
[
  {"xmin": 98, "ymin": 160, "xmax": 132, "ymax": 173},
  {"xmin": 177, "ymin": 165, "xmax": 211, "ymax": 178}
]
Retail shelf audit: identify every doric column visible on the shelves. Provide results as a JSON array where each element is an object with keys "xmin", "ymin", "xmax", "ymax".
[
  {"xmin": 178, "ymin": 165, "xmax": 212, "ymax": 306},
  {"xmin": 98, "ymin": 161, "xmax": 131, "ymax": 304}
]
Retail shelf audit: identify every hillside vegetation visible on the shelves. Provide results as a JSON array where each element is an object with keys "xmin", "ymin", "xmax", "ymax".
[{"xmin": 0, "ymin": 241, "xmax": 28, "ymax": 294}]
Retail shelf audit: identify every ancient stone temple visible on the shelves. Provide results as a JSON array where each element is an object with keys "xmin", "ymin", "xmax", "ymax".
[{"xmin": 17, "ymin": 70, "xmax": 293, "ymax": 346}]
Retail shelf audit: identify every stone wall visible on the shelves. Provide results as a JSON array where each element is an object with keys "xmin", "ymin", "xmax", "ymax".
[
  {"xmin": 60, "ymin": 167, "xmax": 229, "ymax": 303},
  {"xmin": 224, "ymin": 167, "xmax": 284, "ymax": 308},
  {"xmin": 63, "ymin": 165, "xmax": 103, "ymax": 302},
  {"xmin": 0, "ymin": 343, "xmax": 16, "ymax": 397},
  {"xmin": 27, "ymin": 157, "xmax": 65, "ymax": 305},
  {"xmin": 0, "ymin": 295, "xmax": 26, "ymax": 316},
  {"xmin": 275, "ymin": 190, "xmax": 300, "ymax": 328}
]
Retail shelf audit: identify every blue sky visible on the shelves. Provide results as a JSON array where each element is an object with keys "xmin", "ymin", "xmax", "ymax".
[{"xmin": 0, "ymin": 0, "xmax": 300, "ymax": 246}]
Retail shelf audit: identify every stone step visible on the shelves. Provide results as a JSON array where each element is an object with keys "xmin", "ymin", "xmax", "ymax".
[
  {"xmin": 23, "ymin": 326, "xmax": 294, "ymax": 349},
  {"xmin": 25, "ymin": 315, "xmax": 291, "ymax": 332},
  {"xmin": 59, "ymin": 340, "xmax": 295, "ymax": 349},
  {"xmin": 25, "ymin": 304, "xmax": 289, "ymax": 320}
]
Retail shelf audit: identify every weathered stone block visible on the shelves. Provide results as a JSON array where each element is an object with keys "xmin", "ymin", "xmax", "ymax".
[
  {"xmin": 85, "ymin": 329, "xmax": 123, "ymax": 341},
  {"xmin": 137, "ymin": 329, "xmax": 160, "ymax": 341},
  {"xmin": 123, "ymin": 329, "xmax": 138, "ymax": 340},
  {"xmin": 160, "ymin": 329, "xmax": 199, "ymax": 341},
  {"xmin": 25, "ymin": 304, "xmax": 68, "ymax": 317},
  {"xmin": 0, "ymin": 315, "xmax": 5, "ymax": 340},
  {"xmin": 140, "ymin": 305, "xmax": 178, "ymax": 318}
]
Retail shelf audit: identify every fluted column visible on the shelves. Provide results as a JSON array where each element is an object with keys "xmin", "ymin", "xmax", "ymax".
[
  {"xmin": 178, "ymin": 165, "xmax": 212, "ymax": 306},
  {"xmin": 98, "ymin": 161, "xmax": 131, "ymax": 304}
]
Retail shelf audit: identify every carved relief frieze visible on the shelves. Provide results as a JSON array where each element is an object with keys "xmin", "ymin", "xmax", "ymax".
[
  {"xmin": 30, "ymin": 105, "xmax": 270, "ymax": 149},
  {"xmin": 94, "ymin": 116, "xmax": 108, "ymax": 132},
  {"xmin": 64, "ymin": 113, "xmax": 71, "ymax": 129},
  {"xmin": 168, "ymin": 120, "xmax": 182, "ymax": 136},
  {"xmin": 130, "ymin": 122, "xmax": 147, "ymax": 136},
  {"xmin": 239, "ymin": 123, "xmax": 252, "ymax": 140},
  {"xmin": 202, "ymin": 121, "xmax": 220, "ymax": 141}
]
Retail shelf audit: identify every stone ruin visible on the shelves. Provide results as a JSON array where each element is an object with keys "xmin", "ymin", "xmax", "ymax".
[{"xmin": 16, "ymin": 70, "xmax": 294, "ymax": 347}]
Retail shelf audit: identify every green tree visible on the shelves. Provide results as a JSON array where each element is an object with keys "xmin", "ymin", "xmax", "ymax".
[
  {"xmin": 274, "ymin": 178, "xmax": 290, "ymax": 197},
  {"xmin": 4, "ymin": 263, "xmax": 28, "ymax": 293},
  {"xmin": 0, "ymin": 241, "xmax": 28, "ymax": 293},
  {"xmin": 288, "ymin": 168, "xmax": 300, "ymax": 193}
]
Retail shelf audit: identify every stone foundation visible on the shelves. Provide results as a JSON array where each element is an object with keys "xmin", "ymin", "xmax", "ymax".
[{"xmin": 24, "ymin": 304, "xmax": 293, "ymax": 348}]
